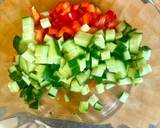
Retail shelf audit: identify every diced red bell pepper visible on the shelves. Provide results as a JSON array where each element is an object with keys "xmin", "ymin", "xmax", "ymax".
[
  {"xmin": 87, "ymin": 4, "xmax": 96, "ymax": 13},
  {"xmin": 36, "ymin": 28, "xmax": 45, "ymax": 43},
  {"xmin": 48, "ymin": 27, "xmax": 59, "ymax": 35},
  {"xmin": 71, "ymin": 21, "xmax": 81, "ymax": 32},
  {"xmin": 105, "ymin": 10, "xmax": 117, "ymax": 23},
  {"xmin": 31, "ymin": 6, "xmax": 40, "ymax": 24},
  {"xmin": 72, "ymin": 4, "xmax": 80, "ymax": 10},
  {"xmin": 57, "ymin": 26, "xmax": 74, "ymax": 38}
]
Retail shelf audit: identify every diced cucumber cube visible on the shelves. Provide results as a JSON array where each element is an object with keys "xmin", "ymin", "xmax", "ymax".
[
  {"xmin": 94, "ymin": 102, "xmax": 103, "ymax": 111},
  {"xmin": 74, "ymin": 31, "xmax": 93, "ymax": 47},
  {"xmin": 40, "ymin": 11, "xmax": 49, "ymax": 16},
  {"xmin": 40, "ymin": 18, "xmax": 51, "ymax": 29},
  {"xmin": 64, "ymin": 94, "xmax": 70, "ymax": 102},
  {"xmin": 80, "ymin": 24, "xmax": 90, "ymax": 32},
  {"xmin": 88, "ymin": 94, "xmax": 99, "ymax": 106},
  {"xmin": 106, "ymin": 72, "xmax": 116, "ymax": 82},
  {"xmin": 93, "ymin": 34, "xmax": 105, "ymax": 49},
  {"xmin": 118, "ymin": 77, "xmax": 132, "ymax": 86},
  {"xmin": 96, "ymin": 83, "xmax": 105, "ymax": 94},
  {"xmin": 91, "ymin": 64, "xmax": 106, "ymax": 77},
  {"xmin": 116, "ymin": 21, "xmax": 127, "ymax": 32},
  {"xmin": 57, "ymin": 36, "xmax": 64, "ymax": 51},
  {"xmin": 95, "ymin": 29, "xmax": 104, "ymax": 35},
  {"xmin": 70, "ymin": 79, "xmax": 81, "ymax": 92},
  {"xmin": 19, "ymin": 56, "xmax": 29, "ymax": 73},
  {"xmin": 138, "ymin": 46, "xmax": 151, "ymax": 60},
  {"xmin": 21, "ymin": 50, "xmax": 35, "ymax": 63},
  {"xmin": 123, "ymin": 50, "xmax": 131, "ymax": 60},
  {"xmin": 106, "ymin": 43, "xmax": 117, "ymax": 52},
  {"xmin": 59, "ymin": 63, "xmax": 72, "ymax": 78},
  {"xmin": 76, "ymin": 70, "xmax": 90, "ymax": 85},
  {"xmin": 101, "ymin": 50, "xmax": 111, "ymax": 60},
  {"xmin": 29, "ymin": 73, "xmax": 43, "ymax": 83},
  {"xmin": 22, "ymin": 75, "xmax": 31, "ymax": 85},
  {"xmin": 48, "ymin": 87, "xmax": 58, "ymax": 97},
  {"xmin": 8, "ymin": 81, "xmax": 20, "ymax": 93},
  {"xmin": 91, "ymin": 57, "xmax": 99, "ymax": 68},
  {"xmin": 119, "ymin": 92, "xmax": 129, "ymax": 103},
  {"xmin": 105, "ymin": 83, "xmax": 115, "ymax": 89},
  {"xmin": 78, "ymin": 58, "xmax": 86, "ymax": 72},
  {"xmin": 116, "ymin": 32, "xmax": 123, "ymax": 40},
  {"xmin": 105, "ymin": 29, "xmax": 116, "ymax": 42},
  {"xmin": 35, "ymin": 45, "xmax": 49, "ymax": 64},
  {"xmin": 79, "ymin": 101, "xmax": 89, "ymax": 113},
  {"xmin": 139, "ymin": 64, "xmax": 152, "ymax": 76},
  {"xmin": 81, "ymin": 84, "xmax": 90, "ymax": 95},
  {"xmin": 133, "ymin": 77, "xmax": 143, "ymax": 84},
  {"xmin": 106, "ymin": 58, "xmax": 117, "ymax": 73},
  {"xmin": 129, "ymin": 33, "xmax": 143, "ymax": 54}
]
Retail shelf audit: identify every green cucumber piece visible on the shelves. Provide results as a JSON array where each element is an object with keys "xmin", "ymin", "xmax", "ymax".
[
  {"xmin": 40, "ymin": 18, "xmax": 51, "ymax": 29},
  {"xmin": 101, "ymin": 50, "xmax": 111, "ymax": 61},
  {"xmin": 74, "ymin": 31, "xmax": 93, "ymax": 47},
  {"xmin": 93, "ymin": 34, "xmax": 105, "ymax": 49},
  {"xmin": 119, "ymin": 91, "xmax": 129, "ymax": 103},
  {"xmin": 76, "ymin": 70, "xmax": 90, "ymax": 85},
  {"xmin": 123, "ymin": 50, "xmax": 131, "ymax": 60},
  {"xmin": 21, "ymin": 50, "xmax": 35, "ymax": 63},
  {"xmin": 105, "ymin": 83, "xmax": 115, "ymax": 89},
  {"xmin": 94, "ymin": 102, "xmax": 103, "ymax": 111},
  {"xmin": 48, "ymin": 86, "xmax": 58, "ymax": 97},
  {"xmin": 139, "ymin": 64, "xmax": 152, "ymax": 76},
  {"xmin": 80, "ymin": 24, "xmax": 90, "ymax": 32},
  {"xmin": 8, "ymin": 81, "xmax": 20, "ymax": 93},
  {"xmin": 70, "ymin": 79, "xmax": 81, "ymax": 92},
  {"xmin": 137, "ymin": 46, "xmax": 151, "ymax": 60},
  {"xmin": 118, "ymin": 77, "xmax": 132, "ymax": 86},
  {"xmin": 129, "ymin": 33, "xmax": 143, "ymax": 54},
  {"xmin": 116, "ymin": 21, "xmax": 128, "ymax": 32},
  {"xmin": 105, "ymin": 43, "xmax": 117, "ymax": 52},
  {"xmin": 91, "ymin": 64, "xmax": 106, "ymax": 77},
  {"xmin": 88, "ymin": 94, "xmax": 99, "ymax": 106},
  {"xmin": 13, "ymin": 36, "xmax": 27, "ymax": 54},
  {"xmin": 81, "ymin": 84, "xmax": 90, "ymax": 95},
  {"xmin": 105, "ymin": 29, "xmax": 116, "ymax": 42},
  {"xmin": 79, "ymin": 101, "xmax": 89, "ymax": 113},
  {"xmin": 22, "ymin": 16, "xmax": 35, "ymax": 41},
  {"xmin": 96, "ymin": 83, "xmax": 105, "ymax": 94},
  {"xmin": 106, "ymin": 72, "xmax": 116, "ymax": 82},
  {"xmin": 35, "ymin": 45, "xmax": 49, "ymax": 64}
]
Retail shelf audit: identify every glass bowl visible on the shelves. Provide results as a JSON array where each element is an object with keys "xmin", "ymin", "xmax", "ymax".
[{"xmin": 0, "ymin": 0, "xmax": 160, "ymax": 125}]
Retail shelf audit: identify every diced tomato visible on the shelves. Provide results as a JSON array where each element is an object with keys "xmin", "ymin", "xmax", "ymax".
[
  {"xmin": 57, "ymin": 26, "xmax": 74, "ymax": 38},
  {"xmin": 88, "ymin": 27, "xmax": 98, "ymax": 33},
  {"xmin": 48, "ymin": 27, "xmax": 59, "ymax": 35},
  {"xmin": 82, "ymin": 12, "xmax": 93, "ymax": 24},
  {"xmin": 95, "ymin": 7, "xmax": 102, "ymax": 15},
  {"xmin": 32, "ymin": 1, "xmax": 119, "ymax": 41},
  {"xmin": 72, "ymin": 4, "xmax": 80, "ymax": 10},
  {"xmin": 81, "ymin": 0, "xmax": 90, "ymax": 8},
  {"xmin": 71, "ymin": 21, "xmax": 81, "ymax": 32},
  {"xmin": 36, "ymin": 28, "xmax": 45, "ymax": 43},
  {"xmin": 105, "ymin": 10, "xmax": 117, "ymax": 23},
  {"xmin": 31, "ymin": 6, "xmax": 40, "ymax": 24},
  {"xmin": 94, "ymin": 15, "xmax": 106, "ymax": 29},
  {"xmin": 68, "ymin": 11, "xmax": 79, "ymax": 20},
  {"xmin": 87, "ymin": 4, "xmax": 96, "ymax": 13},
  {"xmin": 108, "ymin": 19, "xmax": 120, "ymax": 29},
  {"xmin": 55, "ymin": 2, "xmax": 71, "ymax": 15}
]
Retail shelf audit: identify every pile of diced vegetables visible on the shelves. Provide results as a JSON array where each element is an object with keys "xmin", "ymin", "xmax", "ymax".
[{"xmin": 8, "ymin": 1, "xmax": 152, "ymax": 113}]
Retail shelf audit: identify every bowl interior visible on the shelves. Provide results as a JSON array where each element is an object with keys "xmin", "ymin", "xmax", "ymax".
[{"xmin": 0, "ymin": 0, "xmax": 160, "ymax": 124}]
